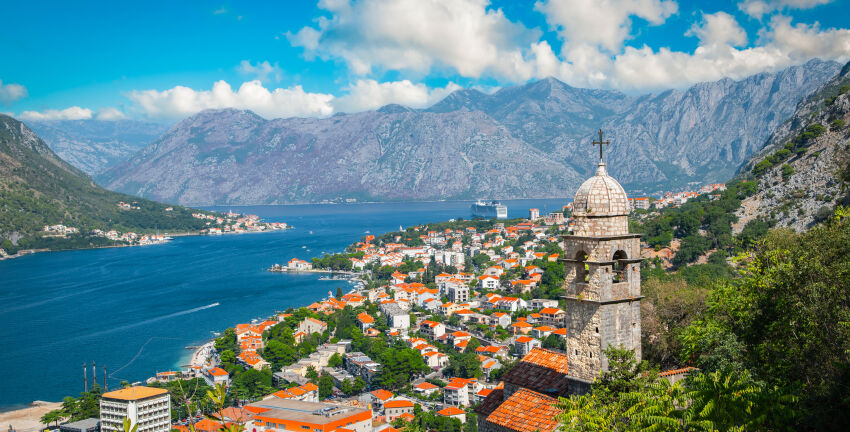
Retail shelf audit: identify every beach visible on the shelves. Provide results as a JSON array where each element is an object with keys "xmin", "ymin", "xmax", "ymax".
[{"xmin": 0, "ymin": 401, "xmax": 61, "ymax": 432}]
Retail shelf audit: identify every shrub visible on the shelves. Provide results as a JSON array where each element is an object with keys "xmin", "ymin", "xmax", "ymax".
[
  {"xmin": 781, "ymin": 164, "xmax": 795, "ymax": 180},
  {"xmin": 830, "ymin": 119, "xmax": 845, "ymax": 131},
  {"xmin": 753, "ymin": 159, "xmax": 774, "ymax": 176}
]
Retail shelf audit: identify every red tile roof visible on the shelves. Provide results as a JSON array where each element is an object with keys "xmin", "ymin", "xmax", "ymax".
[
  {"xmin": 384, "ymin": 399, "xmax": 415, "ymax": 409},
  {"xmin": 483, "ymin": 388, "xmax": 560, "ymax": 432},
  {"xmin": 500, "ymin": 348, "xmax": 570, "ymax": 397},
  {"xmin": 437, "ymin": 406, "xmax": 466, "ymax": 416},
  {"xmin": 371, "ymin": 389, "xmax": 394, "ymax": 401}
]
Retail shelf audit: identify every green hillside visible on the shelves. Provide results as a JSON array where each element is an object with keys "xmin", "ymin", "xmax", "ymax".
[{"xmin": 0, "ymin": 114, "xmax": 210, "ymax": 254}]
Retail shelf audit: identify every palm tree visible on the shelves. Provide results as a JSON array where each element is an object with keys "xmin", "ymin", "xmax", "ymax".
[{"xmin": 122, "ymin": 417, "xmax": 138, "ymax": 432}]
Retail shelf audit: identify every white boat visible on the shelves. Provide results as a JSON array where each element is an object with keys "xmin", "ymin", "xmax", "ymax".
[{"xmin": 471, "ymin": 200, "xmax": 508, "ymax": 219}]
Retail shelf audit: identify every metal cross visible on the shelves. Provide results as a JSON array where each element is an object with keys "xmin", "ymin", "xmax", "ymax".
[{"xmin": 592, "ymin": 129, "xmax": 610, "ymax": 160}]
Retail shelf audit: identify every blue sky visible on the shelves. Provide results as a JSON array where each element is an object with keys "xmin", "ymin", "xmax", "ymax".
[{"xmin": 1, "ymin": 0, "xmax": 849, "ymax": 122}]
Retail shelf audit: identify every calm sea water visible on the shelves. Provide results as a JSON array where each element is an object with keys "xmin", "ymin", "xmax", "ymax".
[{"xmin": 0, "ymin": 199, "xmax": 568, "ymax": 410}]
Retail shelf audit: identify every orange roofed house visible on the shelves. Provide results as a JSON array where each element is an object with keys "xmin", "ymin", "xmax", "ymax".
[
  {"xmin": 246, "ymin": 398, "xmax": 371, "ymax": 432},
  {"xmin": 100, "ymin": 386, "xmax": 170, "ymax": 432}
]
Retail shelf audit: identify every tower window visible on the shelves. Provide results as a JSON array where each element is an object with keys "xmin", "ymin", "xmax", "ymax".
[
  {"xmin": 595, "ymin": 327, "xmax": 599, "ymax": 334},
  {"xmin": 575, "ymin": 251, "xmax": 589, "ymax": 283},
  {"xmin": 590, "ymin": 352, "xmax": 593, "ymax": 358},
  {"xmin": 575, "ymin": 349, "xmax": 578, "ymax": 355},
  {"xmin": 613, "ymin": 250, "xmax": 628, "ymax": 282}
]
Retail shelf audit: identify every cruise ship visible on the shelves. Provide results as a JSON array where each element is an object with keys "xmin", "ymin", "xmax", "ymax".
[{"xmin": 471, "ymin": 200, "xmax": 508, "ymax": 219}]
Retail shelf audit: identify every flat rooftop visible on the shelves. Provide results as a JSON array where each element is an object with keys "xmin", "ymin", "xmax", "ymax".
[
  {"xmin": 248, "ymin": 399, "xmax": 368, "ymax": 425},
  {"xmin": 102, "ymin": 386, "xmax": 168, "ymax": 401}
]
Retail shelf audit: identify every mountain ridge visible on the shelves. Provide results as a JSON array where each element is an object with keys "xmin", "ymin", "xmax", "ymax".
[
  {"xmin": 0, "ymin": 114, "xmax": 210, "ymax": 252},
  {"xmin": 24, "ymin": 119, "xmax": 170, "ymax": 175},
  {"xmin": 96, "ymin": 59, "xmax": 841, "ymax": 205}
]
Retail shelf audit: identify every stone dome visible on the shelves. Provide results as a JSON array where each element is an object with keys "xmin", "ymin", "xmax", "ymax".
[{"xmin": 572, "ymin": 163, "xmax": 629, "ymax": 217}]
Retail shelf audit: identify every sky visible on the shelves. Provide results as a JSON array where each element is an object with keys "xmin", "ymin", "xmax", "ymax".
[{"xmin": 1, "ymin": 0, "xmax": 849, "ymax": 122}]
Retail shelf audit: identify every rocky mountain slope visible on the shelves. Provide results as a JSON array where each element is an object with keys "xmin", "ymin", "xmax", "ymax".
[
  {"xmin": 99, "ymin": 60, "xmax": 840, "ymax": 205},
  {"xmin": 0, "ymin": 114, "xmax": 207, "ymax": 250},
  {"xmin": 24, "ymin": 119, "xmax": 169, "ymax": 175},
  {"xmin": 736, "ymin": 62, "xmax": 850, "ymax": 232}
]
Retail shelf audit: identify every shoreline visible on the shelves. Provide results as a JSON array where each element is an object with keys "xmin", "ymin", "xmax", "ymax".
[
  {"xmin": 0, "ymin": 401, "xmax": 62, "ymax": 432},
  {"xmin": 0, "ymin": 227, "xmax": 293, "ymax": 262}
]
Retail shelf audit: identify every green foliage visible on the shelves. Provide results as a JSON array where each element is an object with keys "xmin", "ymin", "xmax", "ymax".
[
  {"xmin": 781, "ymin": 163, "xmax": 795, "ymax": 180},
  {"xmin": 230, "ymin": 368, "xmax": 273, "ymax": 400},
  {"xmin": 641, "ymin": 277, "xmax": 709, "ymax": 368},
  {"xmin": 318, "ymin": 373, "xmax": 335, "ymax": 398},
  {"xmin": 0, "ymin": 122, "xmax": 213, "ymax": 251},
  {"xmin": 328, "ymin": 352, "xmax": 343, "ymax": 368},
  {"xmin": 339, "ymin": 377, "xmax": 367, "ymax": 396},
  {"xmin": 149, "ymin": 378, "xmax": 215, "ymax": 419},
  {"xmin": 830, "ymin": 118, "xmax": 846, "ymax": 130},
  {"xmin": 556, "ymin": 349, "xmax": 794, "ymax": 432},
  {"xmin": 59, "ymin": 386, "xmax": 103, "ymax": 422},
  {"xmin": 40, "ymin": 409, "xmax": 66, "ymax": 427},
  {"xmin": 679, "ymin": 208, "xmax": 850, "ymax": 429},
  {"xmin": 405, "ymin": 411, "xmax": 464, "ymax": 432},
  {"xmin": 737, "ymin": 219, "xmax": 769, "ymax": 249},
  {"xmin": 752, "ymin": 158, "xmax": 774, "ymax": 176},
  {"xmin": 671, "ymin": 235, "xmax": 710, "ymax": 267},
  {"xmin": 214, "ymin": 328, "xmax": 238, "ymax": 353},
  {"xmin": 542, "ymin": 333, "xmax": 565, "ymax": 350},
  {"xmin": 445, "ymin": 350, "xmax": 482, "ymax": 379},
  {"xmin": 375, "ymin": 342, "xmax": 429, "ymax": 390},
  {"xmin": 311, "ymin": 253, "xmax": 354, "ymax": 271}
]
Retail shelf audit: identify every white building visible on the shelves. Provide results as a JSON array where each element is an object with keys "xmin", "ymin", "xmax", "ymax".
[
  {"xmin": 100, "ymin": 386, "xmax": 170, "ymax": 432},
  {"xmin": 203, "ymin": 367, "xmax": 230, "ymax": 387},
  {"xmin": 287, "ymin": 258, "xmax": 313, "ymax": 270}
]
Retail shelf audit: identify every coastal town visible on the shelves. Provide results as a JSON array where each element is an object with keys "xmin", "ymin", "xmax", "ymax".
[
  {"xmin": 0, "ymin": 206, "xmax": 289, "ymax": 260},
  {"xmin": 8, "ymin": 166, "xmax": 725, "ymax": 432}
]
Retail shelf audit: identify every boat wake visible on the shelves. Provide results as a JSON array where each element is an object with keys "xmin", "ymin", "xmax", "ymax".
[{"xmin": 77, "ymin": 303, "xmax": 221, "ymax": 341}]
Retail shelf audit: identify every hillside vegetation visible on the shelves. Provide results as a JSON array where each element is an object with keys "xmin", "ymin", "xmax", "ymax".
[
  {"xmin": 0, "ymin": 114, "xmax": 210, "ymax": 254},
  {"xmin": 600, "ymin": 61, "xmax": 850, "ymax": 431}
]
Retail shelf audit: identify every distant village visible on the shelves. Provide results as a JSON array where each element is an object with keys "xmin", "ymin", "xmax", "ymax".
[
  {"xmin": 34, "ymin": 178, "xmax": 722, "ymax": 432},
  {"xmin": 27, "ymin": 207, "xmax": 289, "ymax": 250}
]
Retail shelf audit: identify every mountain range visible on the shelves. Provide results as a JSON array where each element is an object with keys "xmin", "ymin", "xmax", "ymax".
[
  {"xmin": 24, "ymin": 119, "xmax": 168, "ymax": 175},
  {"xmin": 57, "ymin": 59, "xmax": 840, "ymax": 205}
]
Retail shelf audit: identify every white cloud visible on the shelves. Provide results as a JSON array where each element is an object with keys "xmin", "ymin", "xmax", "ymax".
[
  {"xmin": 95, "ymin": 107, "xmax": 126, "ymax": 120},
  {"xmin": 125, "ymin": 78, "xmax": 468, "ymax": 119},
  {"xmin": 238, "ymin": 60, "xmax": 283, "ymax": 83},
  {"xmin": 287, "ymin": 0, "xmax": 849, "ymax": 93},
  {"xmin": 766, "ymin": 14, "xmax": 850, "ymax": 60},
  {"xmin": 534, "ymin": 0, "xmax": 678, "ymax": 53},
  {"xmin": 686, "ymin": 11, "xmax": 748, "ymax": 48},
  {"xmin": 127, "ymin": 80, "xmax": 335, "ymax": 120},
  {"xmin": 333, "ymin": 79, "xmax": 461, "ymax": 112},
  {"xmin": 287, "ymin": 0, "xmax": 542, "ymax": 80},
  {"xmin": 738, "ymin": 0, "xmax": 832, "ymax": 19},
  {"xmin": 19, "ymin": 106, "xmax": 93, "ymax": 120},
  {"xmin": 608, "ymin": 13, "xmax": 850, "ymax": 90},
  {"xmin": 0, "ymin": 79, "xmax": 28, "ymax": 105}
]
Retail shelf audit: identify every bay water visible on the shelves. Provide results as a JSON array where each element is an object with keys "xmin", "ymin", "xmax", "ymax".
[{"xmin": 0, "ymin": 199, "xmax": 568, "ymax": 410}]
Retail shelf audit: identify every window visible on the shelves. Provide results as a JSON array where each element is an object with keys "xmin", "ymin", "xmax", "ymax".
[
  {"xmin": 595, "ymin": 326, "xmax": 599, "ymax": 334},
  {"xmin": 612, "ymin": 250, "xmax": 628, "ymax": 282},
  {"xmin": 575, "ymin": 251, "xmax": 589, "ymax": 283}
]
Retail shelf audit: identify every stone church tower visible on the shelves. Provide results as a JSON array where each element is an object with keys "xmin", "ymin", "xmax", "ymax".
[{"xmin": 562, "ymin": 136, "xmax": 642, "ymax": 390}]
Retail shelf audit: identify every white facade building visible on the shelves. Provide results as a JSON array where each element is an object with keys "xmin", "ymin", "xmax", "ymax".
[{"xmin": 100, "ymin": 387, "xmax": 170, "ymax": 432}]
